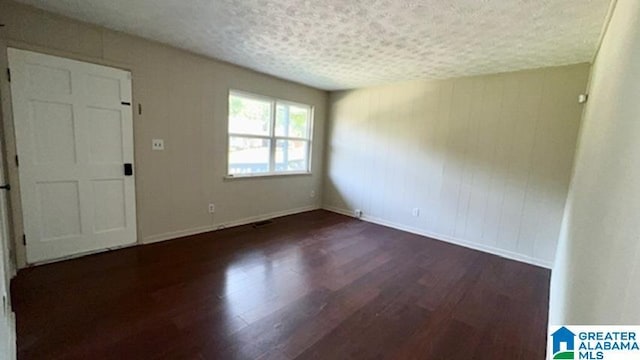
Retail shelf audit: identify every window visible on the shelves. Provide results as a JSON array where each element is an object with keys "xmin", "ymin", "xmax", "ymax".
[{"xmin": 228, "ymin": 91, "xmax": 313, "ymax": 177}]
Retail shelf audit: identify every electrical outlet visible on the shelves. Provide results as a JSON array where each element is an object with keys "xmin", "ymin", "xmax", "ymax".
[
  {"xmin": 208, "ymin": 203, "xmax": 215, "ymax": 213},
  {"xmin": 354, "ymin": 209, "xmax": 363, "ymax": 218},
  {"xmin": 412, "ymin": 208, "xmax": 420, "ymax": 217},
  {"xmin": 152, "ymin": 139, "xmax": 164, "ymax": 150},
  {"xmin": 310, "ymin": 190, "xmax": 316, "ymax": 198}
]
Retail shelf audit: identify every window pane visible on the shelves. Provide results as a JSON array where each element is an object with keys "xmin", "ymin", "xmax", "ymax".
[
  {"xmin": 275, "ymin": 104, "xmax": 310, "ymax": 138},
  {"xmin": 228, "ymin": 137, "xmax": 271, "ymax": 174},
  {"xmin": 275, "ymin": 139, "xmax": 308, "ymax": 172},
  {"xmin": 229, "ymin": 94, "xmax": 271, "ymax": 136}
]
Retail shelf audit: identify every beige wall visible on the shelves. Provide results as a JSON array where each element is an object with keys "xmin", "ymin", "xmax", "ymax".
[
  {"xmin": 0, "ymin": 0, "xmax": 327, "ymax": 267},
  {"xmin": 550, "ymin": 0, "xmax": 640, "ymax": 324},
  {"xmin": 324, "ymin": 64, "xmax": 589, "ymax": 267}
]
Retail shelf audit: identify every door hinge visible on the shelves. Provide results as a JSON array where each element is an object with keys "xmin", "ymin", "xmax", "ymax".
[
  {"xmin": 15, "ymin": 155, "xmax": 19, "ymax": 167},
  {"xmin": 6, "ymin": 68, "xmax": 10, "ymax": 82},
  {"xmin": 138, "ymin": 103, "xmax": 142, "ymax": 115},
  {"xmin": 22, "ymin": 234, "xmax": 26, "ymax": 246}
]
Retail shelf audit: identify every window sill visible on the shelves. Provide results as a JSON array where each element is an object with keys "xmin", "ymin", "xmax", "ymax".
[{"xmin": 223, "ymin": 172, "xmax": 312, "ymax": 181}]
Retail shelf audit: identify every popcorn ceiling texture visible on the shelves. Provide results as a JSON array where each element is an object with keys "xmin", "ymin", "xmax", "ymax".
[{"xmin": 14, "ymin": 0, "xmax": 611, "ymax": 90}]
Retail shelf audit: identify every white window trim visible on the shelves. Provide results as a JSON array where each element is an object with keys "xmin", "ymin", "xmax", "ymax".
[{"xmin": 226, "ymin": 90, "xmax": 314, "ymax": 179}]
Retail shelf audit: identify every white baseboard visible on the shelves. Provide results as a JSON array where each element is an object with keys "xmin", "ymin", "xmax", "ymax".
[
  {"xmin": 142, "ymin": 205, "xmax": 321, "ymax": 245},
  {"xmin": 322, "ymin": 205, "xmax": 553, "ymax": 269},
  {"xmin": 142, "ymin": 225, "xmax": 218, "ymax": 245}
]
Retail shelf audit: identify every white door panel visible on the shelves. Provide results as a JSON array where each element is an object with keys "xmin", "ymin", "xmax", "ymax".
[{"xmin": 8, "ymin": 48, "xmax": 137, "ymax": 264}]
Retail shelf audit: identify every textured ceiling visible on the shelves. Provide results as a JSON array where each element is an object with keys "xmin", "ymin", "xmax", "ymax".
[{"xmin": 14, "ymin": 0, "xmax": 611, "ymax": 90}]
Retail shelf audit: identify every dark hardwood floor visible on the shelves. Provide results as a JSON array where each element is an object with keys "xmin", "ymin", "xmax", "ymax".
[{"xmin": 11, "ymin": 210, "xmax": 551, "ymax": 359}]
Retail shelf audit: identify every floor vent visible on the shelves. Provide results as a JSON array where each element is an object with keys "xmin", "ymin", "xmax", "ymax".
[{"xmin": 252, "ymin": 220, "xmax": 273, "ymax": 228}]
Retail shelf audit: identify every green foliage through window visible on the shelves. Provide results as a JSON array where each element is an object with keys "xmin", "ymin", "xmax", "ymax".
[{"xmin": 228, "ymin": 91, "xmax": 312, "ymax": 175}]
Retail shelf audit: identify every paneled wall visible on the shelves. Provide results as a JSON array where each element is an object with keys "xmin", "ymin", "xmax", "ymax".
[
  {"xmin": 0, "ymin": 0, "xmax": 327, "ymax": 267},
  {"xmin": 324, "ymin": 64, "xmax": 589, "ymax": 267}
]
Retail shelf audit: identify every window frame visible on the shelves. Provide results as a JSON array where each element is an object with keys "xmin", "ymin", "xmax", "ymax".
[{"xmin": 226, "ymin": 90, "xmax": 314, "ymax": 178}]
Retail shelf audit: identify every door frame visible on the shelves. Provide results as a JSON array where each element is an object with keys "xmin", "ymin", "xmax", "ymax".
[
  {"xmin": 0, "ymin": 39, "xmax": 141, "ymax": 269},
  {"xmin": 0, "ymin": 75, "xmax": 17, "ymax": 360}
]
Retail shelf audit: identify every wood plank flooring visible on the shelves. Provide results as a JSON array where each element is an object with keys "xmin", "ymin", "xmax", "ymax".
[{"xmin": 11, "ymin": 210, "xmax": 551, "ymax": 359}]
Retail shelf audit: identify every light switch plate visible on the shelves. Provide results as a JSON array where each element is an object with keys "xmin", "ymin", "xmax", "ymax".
[{"xmin": 152, "ymin": 139, "xmax": 164, "ymax": 150}]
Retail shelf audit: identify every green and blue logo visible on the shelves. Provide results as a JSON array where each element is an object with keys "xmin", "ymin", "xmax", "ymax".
[
  {"xmin": 551, "ymin": 326, "xmax": 576, "ymax": 359},
  {"xmin": 549, "ymin": 326, "xmax": 640, "ymax": 359}
]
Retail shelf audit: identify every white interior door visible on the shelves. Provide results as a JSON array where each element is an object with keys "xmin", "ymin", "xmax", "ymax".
[{"xmin": 8, "ymin": 48, "xmax": 137, "ymax": 264}]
